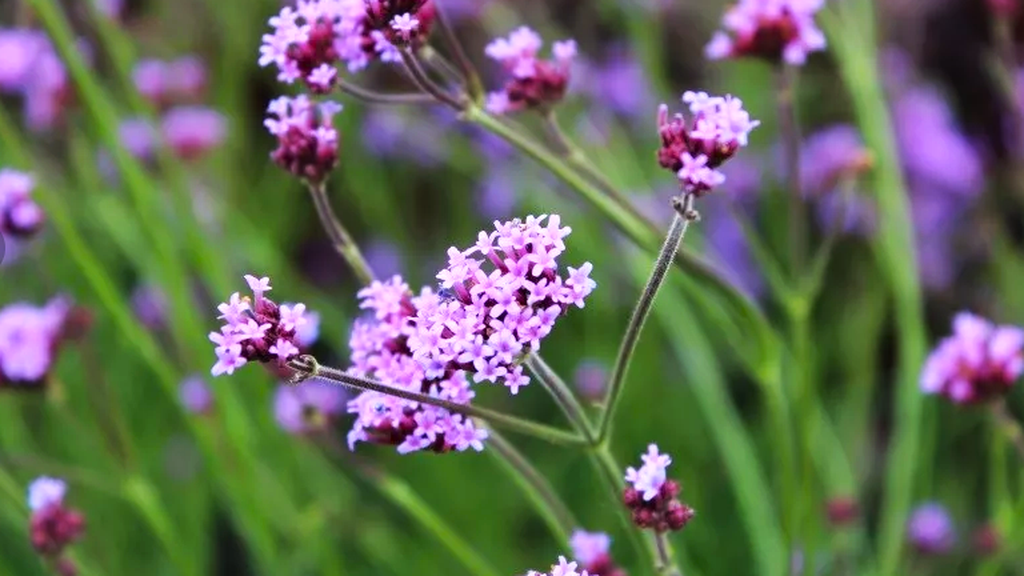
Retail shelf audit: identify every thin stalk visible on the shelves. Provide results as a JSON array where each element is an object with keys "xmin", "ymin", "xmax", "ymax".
[
  {"xmin": 991, "ymin": 399, "xmax": 1024, "ymax": 464},
  {"xmin": 335, "ymin": 78, "xmax": 436, "ymax": 106},
  {"xmin": 289, "ymin": 356, "xmax": 587, "ymax": 446},
  {"xmin": 420, "ymin": 46, "xmax": 470, "ymax": 90},
  {"xmin": 993, "ymin": 14, "xmax": 1024, "ymax": 157},
  {"xmin": 430, "ymin": 4, "xmax": 483, "ymax": 100},
  {"xmin": 306, "ymin": 182, "xmax": 377, "ymax": 286},
  {"xmin": 776, "ymin": 64, "xmax": 804, "ymax": 276},
  {"xmin": 525, "ymin": 354, "xmax": 596, "ymax": 444},
  {"xmin": 399, "ymin": 48, "xmax": 466, "ymax": 110},
  {"xmin": 598, "ymin": 201, "xmax": 696, "ymax": 444},
  {"xmin": 655, "ymin": 532, "xmax": 683, "ymax": 576}
]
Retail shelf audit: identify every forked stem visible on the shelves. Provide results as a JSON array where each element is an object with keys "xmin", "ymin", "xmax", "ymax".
[
  {"xmin": 399, "ymin": 48, "xmax": 466, "ymax": 110},
  {"xmin": 526, "ymin": 354, "xmax": 596, "ymax": 444}
]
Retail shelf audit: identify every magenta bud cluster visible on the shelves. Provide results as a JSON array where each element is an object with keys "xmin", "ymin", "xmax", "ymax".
[
  {"xmin": 0, "ymin": 169, "xmax": 44, "ymax": 239},
  {"xmin": 264, "ymin": 95, "xmax": 342, "ymax": 183},
  {"xmin": 27, "ymin": 477, "xmax": 85, "ymax": 568},
  {"xmin": 920, "ymin": 312, "xmax": 1024, "ymax": 404},
  {"xmin": 484, "ymin": 27, "xmax": 577, "ymax": 115},
  {"xmin": 704, "ymin": 0, "xmax": 826, "ymax": 66},
  {"xmin": 623, "ymin": 444, "xmax": 695, "ymax": 532},
  {"xmin": 569, "ymin": 530, "xmax": 626, "ymax": 576}
]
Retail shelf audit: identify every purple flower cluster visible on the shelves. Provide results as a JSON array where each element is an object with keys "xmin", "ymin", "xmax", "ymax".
[
  {"xmin": 264, "ymin": 95, "xmax": 342, "ymax": 183},
  {"xmin": 623, "ymin": 444, "xmax": 694, "ymax": 532},
  {"xmin": 570, "ymin": 530, "xmax": 625, "ymax": 576},
  {"xmin": 525, "ymin": 556, "xmax": 593, "ymax": 576},
  {"xmin": 408, "ymin": 215, "xmax": 596, "ymax": 395},
  {"xmin": 27, "ymin": 477, "xmax": 85, "ymax": 574},
  {"xmin": 274, "ymin": 381, "xmax": 346, "ymax": 434},
  {"xmin": 0, "ymin": 169, "xmax": 44, "ymax": 239},
  {"xmin": 161, "ymin": 106, "xmax": 228, "ymax": 161},
  {"xmin": 347, "ymin": 276, "xmax": 488, "ymax": 454},
  {"xmin": 209, "ymin": 275, "xmax": 313, "ymax": 376},
  {"xmin": 179, "ymin": 376, "xmax": 213, "ymax": 415},
  {"xmin": 656, "ymin": 91, "xmax": 760, "ymax": 195},
  {"xmin": 705, "ymin": 0, "xmax": 826, "ymax": 65},
  {"xmin": 0, "ymin": 297, "xmax": 71, "ymax": 387},
  {"xmin": 907, "ymin": 502, "xmax": 956, "ymax": 555},
  {"xmin": 484, "ymin": 27, "xmax": 577, "ymax": 115},
  {"xmin": 920, "ymin": 313, "xmax": 1024, "ymax": 405},
  {"xmin": 132, "ymin": 57, "xmax": 207, "ymax": 106}
]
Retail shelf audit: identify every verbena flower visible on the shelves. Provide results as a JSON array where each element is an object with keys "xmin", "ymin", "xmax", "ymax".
[
  {"xmin": 209, "ymin": 275, "xmax": 312, "ymax": 376},
  {"xmin": 364, "ymin": 0, "xmax": 436, "ymax": 49},
  {"xmin": 920, "ymin": 313, "xmax": 1024, "ymax": 404},
  {"xmin": 0, "ymin": 29, "xmax": 46, "ymax": 92},
  {"xmin": 0, "ymin": 297, "xmax": 71, "ymax": 387},
  {"xmin": 130, "ymin": 283, "xmax": 168, "ymax": 331},
  {"xmin": 798, "ymin": 125, "xmax": 875, "ymax": 235},
  {"xmin": 179, "ymin": 376, "xmax": 213, "ymax": 415},
  {"xmin": 484, "ymin": 27, "xmax": 577, "ymax": 115},
  {"xmin": 347, "ymin": 276, "xmax": 488, "ymax": 454},
  {"xmin": 22, "ymin": 40, "xmax": 79, "ymax": 133},
  {"xmin": 408, "ymin": 215, "xmax": 596, "ymax": 395},
  {"xmin": 161, "ymin": 106, "xmax": 227, "ymax": 161},
  {"xmin": 825, "ymin": 496, "xmax": 859, "ymax": 527},
  {"xmin": 705, "ymin": 0, "xmax": 826, "ymax": 65},
  {"xmin": 132, "ymin": 56, "xmax": 207, "ymax": 106},
  {"xmin": 570, "ymin": 530, "xmax": 625, "ymax": 576},
  {"xmin": 27, "ymin": 477, "xmax": 85, "ymax": 562},
  {"xmin": 525, "ymin": 556, "xmax": 591, "ymax": 576},
  {"xmin": 273, "ymin": 381, "xmax": 345, "ymax": 434},
  {"xmin": 907, "ymin": 502, "xmax": 956, "ymax": 555},
  {"xmin": 623, "ymin": 444, "xmax": 695, "ymax": 532},
  {"xmin": 118, "ymin": 118, "xmax": 158, "ymax": 161},
  {"xmin": 573, "ymin": 359, "xmax": 607, "ymax": 401},
  {"xmin": 656, "ymin": 91, "xmax": 760, "ymax": 195},
  {"xmin": 264, "ymin": 95, "xmax": 341, "ymax": 183},
  {"xmin": 0, "ymin": 169, "xmax": 45, "ymax": 239}
]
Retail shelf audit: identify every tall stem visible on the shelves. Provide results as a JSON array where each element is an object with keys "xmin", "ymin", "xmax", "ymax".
[
  {"xmin": 526, "ymin": 354, "xmax": 596, "ymax": 444},
  {"xmin": 289, "ymin": 356, "xmax": 587, "ymax": 447},
  {"xmin": 430, "ymin": 5, "xmax": 483, "ymax": 101},
  {"xmin": 305, "ymin": 182, "xmax": 376, "ymax": 286},
  {"xmin": 776, "ymin": 65, "xmax": 804, "ymax": 276},
  {"xmin": 335, "ymin": 78, "xmax": 436, "ymax": 105},
  {"xmin": 991, "ymin": 399, "xmax": 1024, "ymax": 464},
  {"xmin": 655, "ymin": 532, "xmax": 683, "ymax": 575},
  {"xmin": 399, "ymin": 48, "xmax": 466, "ymax": 111},
  {"xmin": 597, "ymin": 201, "xmax": 697, "ymax": 444}
]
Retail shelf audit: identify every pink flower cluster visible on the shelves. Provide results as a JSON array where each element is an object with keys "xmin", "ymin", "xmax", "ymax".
[
  {"xmin": 209, "ymin": 275, "xmax": 312, "ymax": 376},
  {"xmin": 161, "ymin": 107, "xmax": 228, "ymax": 161},
  {"xmin": 920, "ymin": 312, "xmax": 1024, "ymax": 404},
  {"xmin": 408, "ymin": 215, "xmax": 596, "ymax": 395},
  {"xmin": 623, "ymin": 444, "xmax": 694, "ymax": 532},
  {"xmin": 525, "ymin": 556, "xmax": 592, "ymax": 576},
  {"xmin": 0, "ymin": 169, "xmax": 44, "ymax": 239},
  {"xmin": 132, "ymin": 56, "xmax": 207, "ymax": 106},
  {"xmin": 570, "ymin": 530, "xmax": 625, "ymax": 576},
  {"xmin": 27, "ymin": 476, "xmax": 85, "ymax": 574},
  {"xmin": 0, "ymin": 297, "xmax": 71, "ymax": 387},
  {"xmin": 258, "ymin": 0, "xmax": 434, "ymax": 93},
  {"xmin": 704, "ymin": 0, "xmax": 826, "ymax": 65},
  {"xmin": 347, "ymin": 276, "xmax": 488, "ymax": 454},
  {"xmin": 264, "ymin": 95, "xmax": 342, "ymax": 183},
  {"xmin": 484, "ymin": 27, "xmax": 577, "ymax": 115},
  {"xmin": 656, "ymin": 91, "xmax": 760, "ymax": 195}
]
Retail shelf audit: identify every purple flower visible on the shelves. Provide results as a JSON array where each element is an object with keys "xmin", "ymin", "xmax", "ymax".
[
  {"xmin": 705, "ymin": 0, "xmax": 826, "ymax": 65},
  {"xmin": 920, "ymin": 312, "xmax": 1024, "ymax": 404},
  {"xmin": 130, "ymin": 284, "xmax": 168, "ymax": 330},
  {"xmin": 27, "ymin": 477, "xmax": 66, "ymax": 511},
  {"xmin": 0, "ymin": 169, "xmax": 44, "ymax": 239},
  {"xmin": 133, "ymin": 56, "xmax": 207, "ymax": 105},
  {"xmin": 179, "ymin": 376, "xmax": 213, "ymax": 414},
  {"xmin": 265, "ymin": 95, "xmax": 341, "ymax": 183},
  {"xmin": 624, "ymin": 443, "xmax": 671, "ymax": 501},
  {"xmin": 799, "ymin": 125, "xmax": 871, "ymax": 197},
  {"xmin": 408, "ymin": 216, "xmax": 595, "ymax": 395},
  {"xmin": 484, "ymin": 27, "xmax": 576, "ymax": 115},
  {"xmin": 161, "ymin": 106, "xmax": 227, "ymax": 161},
  {"xmin": 28, "ymin": 475, "xmax": 85, "ymax": 563},
  {"xmin": 569, "ymin": 530, "xmax": 610, "ymax": 566},
  {"xmin": 360, "ymin": 108, "xmax": 449, "ymax": 166},
  {"xmin": 701, "ymin": 195, "xmax": 765, "ymax": 298},
  {"xmin": 0, "ymin": 297, "xmax": 70, "ymax": 386},
  {"xmin": 0, "ymin": 29, "xmax": 46, "ymax": 92},
  {"xmin": 22, "ymin": 41, "xmax": 73, "ymax": 133},
  {"xmin": 525, "ymin": 556, "xmax": 589, "ymax": 576},
  {"xmin": 363, "ymin": 238, "xmax": 405, "ymax": 278},
  {"xmin": 622, "ymin": 444, "xmax": 695, "ymax": 532},
  {"xmin": 582, "ymin": 45, "xmax": 653, "ymax": 119},
  {"xmin": 907, "ymin": 503, "xmax": 956, "ymax": 554},
  {"xmin": 573, "ymin": 359, "xmax": 607, "ymax": 401},
  {"xmin": 475, "ymin": 164, "xmax": 519, "ymax": 220},
  {"xmin": 118, "ymin": 118, "xmax": 158, "ymax": 160},
  {"xmin": 273, "ymin": 381, "xmax": 345, "ymax": 434}
]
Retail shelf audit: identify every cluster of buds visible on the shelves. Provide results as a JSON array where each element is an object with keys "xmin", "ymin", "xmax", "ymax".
[
  {"xmin": 484, "ymin": 27, "xmax": 577, "ymax": 115},
  {"xmin": 704, "ymin": 0, "xmax": 826, "ymax": 66},
  {"xmin": 569, "ymin": 530, "xmax": 626, "ymax": 576},
  {"xmin": 209, "ymin": 275, "xmax": 313, "ymax": 377},
  {"xmin": 347, "ymin": 276, "xmax": 488, "ymax": 454},
  {"xmin": 656, "ymin": 91, "xmax": 760, "ymax": 196},
  {"xmin": 27, "ymin": 477, "xmax": 85, "ymax": 575},
  {"xmin": 0, "ymin": 169, "xmax": 45, "ymax": 239},
  {"xmin": 408, "ymin": 215, "xmax": 596, "ymax": 395},
  {"xmin": 0, "ymin": 297, "xmax": 76, "ymax": 388},
  {"xmin": 132, "ymin": 57, "xmax": 207, "ymax": 107},
  {"xmin": 623, "ymin": 444, "xmax": 694, "ymax": 532},
  {"xmin": 920, "ymin": 312, "xmax": 1024, "ymax": 404},
  {"xmin": 264, "ymin": 96, "xmax": 342, "ymax": 183}
]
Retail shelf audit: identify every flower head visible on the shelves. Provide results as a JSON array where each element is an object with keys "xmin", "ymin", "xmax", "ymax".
[
  {"xmin": 0, "ymin": 29, "xmax": 47, "ymax": 92},
  {"xmin": 118, "ymin": 117, "xmax": 158, "ymax": 161},
  {"xmin": 920, "ymin": 313, "xmax": 1024, "ymax": 404},
  {"xmin": 907, "ymin": 502, "xmax": 956, "ymax": 554},
  {"xmin": 525, "ymin": 555, "xmax": 591, "ymax": 576},
  {"xmin": 365, "ymin": 0, "xmax": 436, "ymax": 47},
  {"xmin": 264, "ymin": 95, "xmax": 341, "ymax": 183},
  {"xmin": 0, "ymin": 169, "xmax": 44, "ymax": 239},
  {"xmin": 485, "ymin": 27, "xmax": 576, "ymax": 115},
  {"xmin": 161, "ymin": 106, "xmax": 227, "ymax": 161},
  {"xmin": 179, "ymin": 376, "xmax": 213, "ymax": 414},
  {"xmin": 656, "ymin": 92, "xmax": 760, "ymax": 195},
  {"xmin": 133, "ymin": 57, "xmax": 208, "ymax": 106},
  {"xmin": 131, "ymin": 284, "xmax": 168, "ymax": 330},
  {"xmin": 22, "ymin": 39, "xmax": 79, "ymax": 133},
  {"xmin": 705, "ymin": 0, "xmax": 826, "ymax": 65},
  {"xmin": 274, "ymin": 381, "xmax": 345, "ymax": 434},
  {"xmin": 0, "ymin": 297, "xmax": 71, "ymax": 386},
  {"xmin": 28, "ymin": 477, "xmax": 66, "ymax": 512},
  {"xmin": 623, "ymin": 444, "xmax": 694, "ymax": 532},
  {"xmin": 569, "ymin": 530, "xmax": 626, "ymax": 576},
  {"xmin": 27, "ymin": 476, "xmax": 84, "ymax": 560},
  {"xmin": 408, "ymin": 215, "xmax": 595, "ymax": 395},
  {"xmin": 573, "ymin": 359, "xmax": 607, "ymax": 401}
]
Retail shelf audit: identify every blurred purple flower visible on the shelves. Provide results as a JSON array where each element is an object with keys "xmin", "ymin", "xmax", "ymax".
[
  {"xmin": 161, "ymin": 106, "xmax": 226, "ymax": 161},
  {"xmin": 702, "ymin": 195, "xmax": 764, "ymax": 299},
  {"xmin": 920, "ymin": 312, "xmax": 1023, "ymax": 404},
  {"xmin": 0, "ymin": 297, "xmax": 70, "ymax": 386},
  {"xmin": 118, "ymin": 118, "xmax": 157, "ymax": 160},
  {"xmin": 23, "ymin": 43, "xmax": 72, "ymax": 132},
  {"xmin": 361, "ymin": 108, "xmax": 449, "ymax": 166},
  {"xmin": 573, "ymin": 359, "xmax": 607, "ymax": 401},
  {"xmin": 294, "ymin": 308, "xmax": 320, "ymax": 348},
  {"xmin": 363, "ymin": 238, "xmax": 405, "ymax": 278},
  {"xmin": 0, "ymin": 29, "xmax": 46, "ymax": 92},
  {"xmin": 439, "ymin": 0, "xmax": 490, "ymax": 19},
  {"xmin": 178, "ymin": 375, "xmax": 213, "ymax": 414},
  {"xmin": 130, "ymin": 283, "xmax": 168, "ymax": 330},
  {"xmin": 133, "ymin": 57, "xmax": 207, "ymax": 105},
  {"xmin": 581, "ymin": 45, "xmax": 653, "ymax": 120},
  {"xmin": 0, "ymin": 169, "xmax": 45, "ymax": 239},
  {"xmin": 273, "ymin": 381, "xmax": 345, "ymax": 435},
  {"xmin": 908, "ymin": 502, "xmax": 956, "ymax": 554},
  {"xmin": 475, "ymin": 164, "xmax": 519, "ymax": 220},
  {"xmin": 91, "ymin": 0, "xmax": 124, "ymax": 18}
]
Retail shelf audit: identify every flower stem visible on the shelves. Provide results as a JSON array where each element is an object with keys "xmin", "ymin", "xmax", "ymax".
[
  {"xmin": 305, "ymin": 181, "xmax": 376, "ymax": 286},
  {"xmin": 288, "ymin": 355, "xmax": 588, "ymax": 447},
  {"xmin": 335, "ymin": 78, "xmax": 436, "ymax": 105},
  {"xmin": 525, "ymin": 354, "xmax": 596, "ymax": 444},
  {"xmin": 400, "ymin": 48, "xmax": 466, "ymax": 111},
  {"xmin": 597, "ymin": 202, "xmax": 697, "ymax": 445},
  {"xmin": 429, "ymin": 6, "xmax": 483, "ymax": 101},
  {"xmin": 655, "ymin": 531, "xmax": 683, "ymax": 575},
  {"xmin": 990, "ymin": 399, "xmax": 1024, "ymax": 464},
  {"xmin": 776, "ymin": 64, "xmax": 804, "ymax": 276}
]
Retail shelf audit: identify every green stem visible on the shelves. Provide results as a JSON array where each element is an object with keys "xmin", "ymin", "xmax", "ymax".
[
  {"xmin": 306, "ymin": 181, "xmax": 377, "ymax": 286},
  {"xmin": 525, "ymin": 354, "xmax": 596, "ymax": 444},
  {"xmin": 776, "ymin": 64, "xmax": 804, "ymax": 276},
  {"xmin": 335, "ymin": 78, "xmax": 437, "ymax": 106},
  {"xmin": 399, "ymin": 48, "xmax": 466, "ymax": 110},
  {"xmin": 289, "ymin": 356, "xmax": 587, "ymax": 446},
  {"xmin": 427, "ymin": 6, "xmax": 483, "ymax": 100},
  {"xmin": 655, "ymin": 531, "xmax": 683, "ymax": 576},
  {"xmin": 598, "ymin": 204, "xmax": 696, "ymax": 444},
  {"xmin": 991, "ymin": 399, "xmax": 1024, "ymax": 465}
]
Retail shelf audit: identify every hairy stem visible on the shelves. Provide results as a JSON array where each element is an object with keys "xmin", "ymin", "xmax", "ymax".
[
  {"xmin": 598, "ymin": 201, "xmax": 696, "ymax": 444},
  {"xmin": 991, "ymin": 399, "xmax": 1024, "ymax": 464},
  {"xmin": 429, "ymin": 6, "xmax": 483, "ymax": 100},
  {"xmin": 335, "ymin": 78, "xmax": 436, "ymax": 105},
  {"xmin": 526, "ymin": 354, "xmax": 596, "ymax": 444},
  {"xmin": 400, "ymin": 48, "xmax": 466, "ymax": 110},
  {"xmin": 306, "ymin": 182, "xmax": 376, "ymax": 286},
  {"xmin": 776, "ymin": 64, "xmax": 804, "ymax": 276}
]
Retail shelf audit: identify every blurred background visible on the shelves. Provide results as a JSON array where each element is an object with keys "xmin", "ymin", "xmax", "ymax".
[{"xmin": 1, "ymin": 0, "xmax": 1024, "ymax": 574}]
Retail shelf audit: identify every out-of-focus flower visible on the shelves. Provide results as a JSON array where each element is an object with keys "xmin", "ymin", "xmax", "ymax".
[
  {"xmin": 0, "ymin": 29, "xmax": 46, "ymax": 92},
  {"xmin": 825, "ymin": 496, "xmax": 859, "ymax": 527},
  {"xmin": 91, "ymin": 0, "xmax": 124, "ymax": 18},
  {"xmin": 118, "ymin": 118, "xmax": 158, "ymax": 161},
  {"xmin": 208, "ymin": 274, "xmax": 313, "ymax": 376},
  {"xmin": 907, "ymin": 503, "xmax": 956, "ymax": 554},
  {"xmin": 484, "ymin": 27, "xmax": 577, "ymax": 115},
  {"xmin": 28, "ymin": 477, "xmax": 66, "ymax": 512},
  {"xmin": 179, "ymin": 375, "xmax": 213, "ymax": 414},
  {"xmin": 293, "ymin": 306, "xmax": 321, "ymax": 348},
  {"xmin": 265, "ymin": 95, "xmax": 341, "ymax": 183},
  {"xmin": 436, "ymin": 0, "xmax": 489, "ymax": 20},
  {"xmin": 132, "ymin": 57, "xmax": 207, "ymax": 106},
  {"xmin": 347, "ymin": 276, "xmax": 488, "ymax": 454},
  {"xmin": 705, "ymin": 0, "xmax": 826, "ymax": 65},
  {"xmin": 988, "ymin": 0, "xmax": 1018, "ymax": 16},
  {"xmin": 363, "ymin": 238, "xmax": 405, "ymax": 278},
  {"xmin": 130, "ymin": 284, "xmax": 168, "ymax": 330},
  {"xmin": 27, "ymin": 476, "xmax": 85, "ymax": 563},
  {"xmin": 623, "ymin": 444, "xmax": 694, "ymax": 532},
  {"xmin": 920, "ymin": 313, "xmax": 1023, "ymax": 404},
  {"xmin": 0, "ymin": 297, "xmax": 71, "ymax": 387},
  {"xmin": 408, "ymin": 215, "xmax": 596, "ymax": 394},
  {"xmin": 973, "ymin": 524, "xmax": 1001, "ymax": 556},
  {"xmin": 657, "ymin": 91, "xmax": 760, "ymax": 195},
  {"xmin": 525, "ymin": 556, "xmax": 592, "ymax": 576},
  {"xmin": 573, "ymin": 359, "xmax": 607, "ymax": 401},
  {"xmin": 0, "ymin": 169, "xmax": 44, "ymax": 239},
  {"xmin": 475, "ymin": 163, "xmax": 519, "ymax": 220},
  {"xmin": 22, "ymin": 39, "xmax": 84, "ymax": 133},
  {"xmin": 799, "ymin": 125, "xmax": 872, "ymax": 197},
  {"xmin": 581, "ymin": 45, "xmax": 653, "ymax": 120},
  {"xmin": 570, "ymin": 530, "xmax": 626, "ymax": 576},
  {"xmin": 361, "ymin": 108, "xmax": 449, "ymax": 166},
  {"xmin": 161, "ymin": 106, "xmax": 227, "ymax": 160},
  {"xmin": 702, "ymin": 196, "xmax": 765, "ymax": 299},
  {"xmin": 273, "ymin": 381, "xmax": 345, "ymax": 434}
]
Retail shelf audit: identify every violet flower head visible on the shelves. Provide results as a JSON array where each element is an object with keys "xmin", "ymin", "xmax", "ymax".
[
  {"xmin": 130, "ymin": 283, "xmax": 168, "ymax": 330},
  {"xmin": 364, "ymin": 0, "xmax": 436, "ymax": 48},
  {"xmin": 0, "ymin": 169, "xmax": 45, "ymax": 239},
  {"xmin": 570, "ymin": 530, "xmax": 626, "ymax": 576},
  {"xmin": 799, "ymin": 124, "xmax": 872, "ymax": 197},
  {"xmin": 920, "ymin": 313, "xmax": 1024, "ymax": 404},
  {"xmin": 656, "ymin": 91, "xmax": 760, "ymax": 196},
  {"xmin": 0, "ymin": 297, "xmax": 71, "ymax": 386},
  {"xmin": 705, "ymin": 0, "xmax": 827, "ymax": 65},
  {"xmin": 623, "ymin": 444, "xmax": 695, "ymax": 532},
  {"xmin": 27, "ymin": 476, "xmax": 85, "ymax": 560},
  {"xmin": 293, "ymin": 306, "xmax": 321, "ymax": 348},
  {"xmin": 0, "ymin": 29, "xmax": 46, "ymax": 92},
  {"xmin": 133, "ymin": 57, "xmax": 207, "ymax": 105},
  {"xmin": 273, "ymin": 381, "xmax": 345, "ymax": 434},
  {"xmin": 161, "ymin": 106, "xmax": 227, "ymax": 161},
  {"xmin": 347, "ymin": 276, "xmax": 488, "ymax": 454},
  {"xmin": 408, "ymin": 215, "xmax": 596, "ymax": 395},
  {"xmin": 573, "ymin": 359, "xmax": 607, "ymax": 401},
  {"xmin": 525, "ymin": 556, "xmax": 590, "ymax": 576},
  {"xmin": 363, "ymin": 238, "xmax": 405, "ymax": 278},
  {"xmin": 132, "ymin": 59, "xmax": 168, "ymax": 104},
  {"xmin": 118, "ymin": 118, "xmax": 158, "ymax": 161},
  {"xmin": 259, "ymin": 0, "xmax": 363, "ymax": 92},
  {"xmin": 907, "ymin": 502, "xmax": 956, "ymax": 554},
  {"xmin": 23, "ymin": 41, "xmax": 75, "ymax": 133},
  {"xmin": 484, "ymin": 27, "xmax": 577, "ymax": 115},
  {"xmin": 583, "ymin": 46, "xmax": 653, "ymax": 119},
  {"xmin": 265, "ymin": 95, "xmax": 341, "ymax": 183},
  {"xmin": 179, "ymin": 375, "xmax": 213, "ymax": 414},
  {"xmin": 208, "ymin": 274, "xmax": 312, "ymax": 376},
  {"xmin": 476, "ymin": 163, "xmax": 519, "ymax": 220},
  {"xmin": 28, "ymin": 477, "xmax": 66, "ymax": 512}
]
